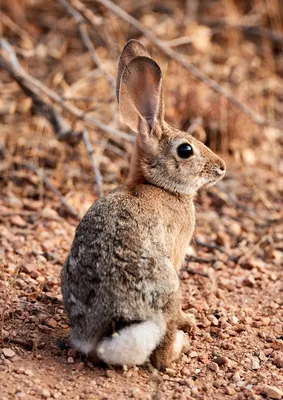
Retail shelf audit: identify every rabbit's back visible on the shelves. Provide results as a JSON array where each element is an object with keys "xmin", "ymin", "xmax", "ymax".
[{"xmin": 61, "ymin": 185, "xmax": 190, "ymax": 344}]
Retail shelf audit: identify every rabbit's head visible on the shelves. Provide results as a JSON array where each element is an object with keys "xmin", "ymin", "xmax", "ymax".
[{"xmin": 117, "ymin": 40, "xmax": 226, "ymax": 195}]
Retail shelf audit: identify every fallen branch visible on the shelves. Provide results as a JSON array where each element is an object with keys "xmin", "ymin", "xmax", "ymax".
[
  {"xmin": 3, "ymin": 337, "xmax": 45, "ymax": 351},
  {"xmin": 82, "ymin": 130, "xmax": 103, "ymax": 197},
  {"xmin": 195, "ymin": 240, "xmax": 226, "ymax": 254},
  {"xmin": 241, "ymin": 167, "xmax": 277, "ymax": 212},
  {"xmin": 0, "ymin": 39, "xmax": 104, "ymax": 195},
  {"xmin": 59, "ymin": 0, "xmax": 119, "ymax": 129},
  {"xmin": 181, "ymin": 267, "xmax": 209, "ymax": 278},
  {"xmin": 0, "ymin": 211, "xmax": 38, "ymax": 217},
  {"xmin": 185, "ymin": 255, "xmax": 216, "ymax": 264},
  {"xmin": 2, "ymin": 65, "xmax": 81, "ymax": 146},
  {"xmin": 0, "ymin": 38, "xmax": 133, "ymax": 142},
  {"xmin": 21, "ymin": 163, "xmax": 79, "ymax": 219},
  {"xmin": 200, "ymin": 17, "xmax": 283, "ymax": 45},
  {"xmin": 1, "ymin": 12, "xmax": 34, "ymax": 47},
  {"xmin": 237, "ymin": 233, "xmax": 271, "ymax": 266},
  {"xmin": 58, "ymin": 0, "xmax": 115, "ymax": 87},
  {"xmin": 72, "ymin": 0, "xmax": 281, "ymax": 129}
]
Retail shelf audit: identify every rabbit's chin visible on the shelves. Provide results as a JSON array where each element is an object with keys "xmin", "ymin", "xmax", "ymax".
[
  {"xmin": 203, "ymin": 176, "xmax": 223, "ymax": 188},
  {"xmin": 160, "ymin": 177, "xmax": 212, "ymax": 196}
]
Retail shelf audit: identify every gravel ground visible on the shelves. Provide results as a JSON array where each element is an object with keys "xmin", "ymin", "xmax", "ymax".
[{"xmin": 1, "ymin": 164, "xmax": 282, "ymax": 400}]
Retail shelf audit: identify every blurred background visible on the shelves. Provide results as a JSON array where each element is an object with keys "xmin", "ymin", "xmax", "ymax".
[{"xmin": 0, "ymin": 0, "xmax": 282, "ymax": 212}]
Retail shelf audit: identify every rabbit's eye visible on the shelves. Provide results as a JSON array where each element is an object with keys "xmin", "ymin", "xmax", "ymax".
[{"xmin": 177, "ymin": 143, "xmax": 193, "ymax": 159}]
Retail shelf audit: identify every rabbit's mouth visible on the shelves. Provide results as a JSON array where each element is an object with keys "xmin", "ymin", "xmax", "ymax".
[
  {"xmin": 204, "ymin": 179, "xmax": 218, "ymax": 188},
  {"xmin": 203, "ymin": 172, "xmax": 225, "ymax": 187}
]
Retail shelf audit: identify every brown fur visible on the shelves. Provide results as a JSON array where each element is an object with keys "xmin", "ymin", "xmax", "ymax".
[{"xmin": 61, "ymin": 40, "xmax": 226, "ymax": 370}]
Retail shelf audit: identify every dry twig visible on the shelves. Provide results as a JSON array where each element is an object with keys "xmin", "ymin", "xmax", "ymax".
[
  {"xmin": 237, "ymin": 233, "xmax": 271, "ymax": 266},
  {"xmin": 241, "ymin": 167, "xmax": 277, "ymax": 212},
  {"xmin": 200, "ymin": 17, "xmax": 283, "ymax": 45},
  {"xmin": 3, "ymin": 337, "xmax": 45, "ymax": 351},
  {"xmin": 82, "ymin": 130, "xmax": 103, "ymax": 197},
  {"xmin": 1, "ymin": 12, "xmax": 34, "ymax": 46},
  {"xmin": 59, "ymin": 0, "xmax": 119, "ymax": 129},
  {"xmin": 72, "ymin": 0, "xmax": 281, "ymax": 130},
  {"xmin": 0, "ymin": 211, "xmax": 38, "ymax": 217},
  {"xmin": 181, "ymin": 267, "xmax": 209, "ymax": 278},
  {"xmin": 0, "ymin": 38, "xmax": 133, "ymax": 142},
  {"xmin": 58, "ymin": 0, "xmax": 115, "ymax": 86},
  {"xmin": 0, "ymin": 39, "xmax": 104, "ymax": 196},
  {"xmin": 195, "ymin": 240, "xmax": 226, "ymax": 254},
  {"xmin": 21, "ymin": 163, "xmax": 79, "ymax": 219},
  {"xmin": 185, "ymin": 255, "xmax": 216, "ymax": 264}
]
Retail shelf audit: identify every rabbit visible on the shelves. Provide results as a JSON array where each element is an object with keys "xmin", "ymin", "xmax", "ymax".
[{"xmin": 61, "ymin": 39, "xmax": 226, "ymax": 370}]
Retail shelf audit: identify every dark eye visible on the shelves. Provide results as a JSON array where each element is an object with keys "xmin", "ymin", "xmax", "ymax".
[{"xmin": 177, "ymin": 143, "xmax": 193, "ymax": 159}]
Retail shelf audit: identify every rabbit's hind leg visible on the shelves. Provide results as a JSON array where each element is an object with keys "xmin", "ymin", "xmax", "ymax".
[
  {"xmin": 150, "ymin": 322, "xmax": 190, "ymax": 370},
  {"xmin": 150, "ymin": 292, "xmax": 191, "ymax": 370},
  {"xmin": 150, "ymin": 319, "xmax": 177, "ymax": 370}
]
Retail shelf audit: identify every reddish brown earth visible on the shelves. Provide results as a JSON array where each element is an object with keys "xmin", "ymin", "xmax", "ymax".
[{"xmin": 1, "ymin": 164, "xmax": 282, "ymax": 400}]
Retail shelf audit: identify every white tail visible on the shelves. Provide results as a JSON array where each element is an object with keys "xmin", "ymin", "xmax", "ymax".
[{"xmin": 97, "ymin": 318, "xmax": 166, "ymax": 366}]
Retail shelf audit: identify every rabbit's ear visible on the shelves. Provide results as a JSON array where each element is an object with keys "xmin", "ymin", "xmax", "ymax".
[
  {"xmin": 119, "ymin": 56, "xmax": 164, "ymax": 133},
  {"xmin": 116, "ymin": 40, "xmax": 151, "ymax": 104}
]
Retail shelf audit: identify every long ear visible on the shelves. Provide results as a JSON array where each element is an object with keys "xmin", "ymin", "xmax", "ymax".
[
  {"xmin": 116, "ymin": 40, "xmax": 151, "ymax": 104},
  {"xmin": 119, "ymin": 56, "xmax": 164, "ymax": 133}
]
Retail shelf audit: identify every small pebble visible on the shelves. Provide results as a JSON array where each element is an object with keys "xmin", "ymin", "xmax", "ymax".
[
  {"xmin": 261, "ymin": 316, "xmax": 270, "ymax": 326},
  {"xmin": 2, "ymin": 348, "xmax": 15, "ymax": 358},
  {"xmin": 213, "ymin": 380, "xmax": 221, "ymax": 388},
  {"xmin": 38, "ymin": 325, "xmax": 52, "ymax": 334},
  {"xmin": 15, "ymin": 392, "xmax": 25, "ymax": 398},
  {"xmin": 251, "ymin": 357, "xmax": 260, "ymax": 370},
  {"xmin": 235, "ymin": 324, "xmax": 246, "ymax": 333},
  {"xmin": 181, "ymin": 367, "xmax": 191, "ymax": 377},
  {"xmin": 263, "ymin": 348, "xmax": 274, "ymax": 356},
  {"xmin": 105, "ymin": 370, "xmax": 116, "ymax": 379},
  {"xmin": 207, "ymin": 315, "xmax": 219, "ymax": 326},
  {"xmin": 225, "ymin": 386, "xmax": 235, "ymax": 395},
  {"xmin": 259, "ymin": 384, "xmax": 283, "ymax": 399},
  {"xmin": 208, "ymin": 362, "xmax": 219, "ymax": 372},
  {"xmin": 39, "ymin": 388, "xmax": 51, "ymax": 399},
  {"xmin": 11, "ymin": 215, "xmax": 27, "ymax": 227},
  {"xmin": 201, "ymin": 318, "xmax": 211, "ymax": 328},
  {"xmin": 216, "ymin": 231, "xmax": 230, "ymax": 247},
  {"xmin": 214, "ymin": 356, "xmax": 229, "ymax": 366},
  {"xmin": 272, "ymin": 353, "xmax": 283, "ymax": 368},
  {"xmin": 47, "ymin": 318, "xmax": 57, "ymax": 328},
  {"xmin": 233, "ymin": 372, "xmax": 241, "ymax": 382},
  {"xmin": 229, "ymin": 316, "xmax": 239, "ymax": 325},
  {"xmin": 243, "ymin": 275, "xmax": 256, "ymax": 287},
  {"xmin": 165, "ymin": 368, "xmax": 175, "ymax": 377}
]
